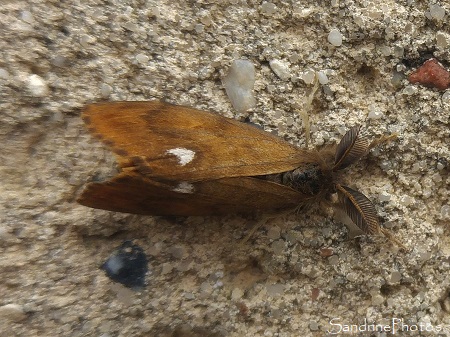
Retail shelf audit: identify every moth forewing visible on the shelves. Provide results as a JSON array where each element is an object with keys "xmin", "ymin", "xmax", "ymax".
[
  {"xmin": 77, "ymin": 171, "xmax": 311, "ymax": 216},
  {"xmin": 82, "ymin": 101, "xmax": 316, "ymax": 182}
]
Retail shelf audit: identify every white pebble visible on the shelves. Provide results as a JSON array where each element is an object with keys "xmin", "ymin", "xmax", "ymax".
[
  {"xmin": 200, "ymin": 14, "xmax": 212, "ymax": 26},
  {"xmin": 368, "ymin": 108, "xmax": 384, "ymax": 120},
  {"xmin": 0, "ymin": 68, "xmax": 10, "ymax": 80},
  {"xmin": 380, "ymin": 46, "xmax": 391, "ymax": 56},
  {"xmin": 0, "ymin": 304, "xmax": 27, "ymax": 322},
  {"xmin": 391, "ymin": 71, "xmax": 404, "ymax": 87},
  {"xmin": 436, "ymin": 32, "xmax": 448, "ymax": 48},
  {"xmin": 21, "ymin": 11, "xmax": 34, "ymax": 24},
  {"xmin": 261, "ymin": 2, "xmax": 277, "ymax": 15},
  {"xmin": 79, "ymin": 34, "xmax": 96, "ymax": 48},
  {"xmin": 317, "ymin": 70, "xmax": 329, "ymax": 84},
  {"xmin": 441, "ymin": 205, "xmax": 450, "ymax": 219},
  {"xmin": 403, "ymin": 85, "xmax": 418, "ymax": 95},
  {"xmin": 372, "ymin": 294, "xmax": 385, "ymax": 305},
  {"xmin": 223, "ymin": 59, "xmax": 256, "ymax": 113},
  {"xmin": 309, "ymin": 321, "xmax": 319, "ymax": 331},
  {"xmin": 266, "ymin": 283, "xmax": 285, "ymax": 296},
  {"xmin": 393, "ymin": 45, "xmax": 404, "ymax": 58},
  {"xmin": 194, "ymin": 24, "xmax": 204, "ymax": 33},
  {"xmin": 123, "ymin": 22, "xmax": 139, "ymax": 32},
  {"xmin": 269, "ymin": 59, "xmax": 290, "ymax": 80},
  {"xmin": 388, "ymin": 271, "xmax": 402, "ymax": 284},
  {"xmin": 328, "ymin": 29, "xmax": 343, "ymax": 46},
  {"xmin": 51, "ymin": 55, "xmax": 67, "ymax": 68},
  {"xmin": 136, "ymin": 53, "xmax": 149, "ymax": 64},
  {"xmin": 100, "ymin": 83, "xmax": 112, "ymax": 97},
  {"xmin": 27, "ymin": 74, "xmax": 48, "ymax": 97},
  {"xmin": 399, "ymin": 195, "xmax": 414, "ymax": 206},
  {"xmin": 300, "ymin": 70, "xmax": 316, "ymax": 84},
  {"xmin": 231, "ymin": 288, "xmax": 244, "ymax": 300}
]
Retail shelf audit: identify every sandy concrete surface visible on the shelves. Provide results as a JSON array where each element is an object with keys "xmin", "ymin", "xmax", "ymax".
[{"xmin": 1, "ymin": 1, "xmax": 449, "ymax": 336}]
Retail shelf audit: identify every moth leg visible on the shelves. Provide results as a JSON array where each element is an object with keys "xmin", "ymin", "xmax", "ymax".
[
  {"xmin": 368, "ymin": 133, "xmax": 398, "ymax": 150},
  {"xmin": 239, "ymin": 208, "xmax": 295, "ymax": 245},
  {"xmin": 239, "ymin": 221, "xmax": 265, "ymax": 246}
]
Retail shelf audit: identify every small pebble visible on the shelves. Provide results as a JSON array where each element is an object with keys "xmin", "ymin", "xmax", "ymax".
[
  {"xmin": 320, "ymin": 248, "xmax": 334, "ymax": 257},
  {"xmin": 21, "ymin": 11, "xmax": 34, "ymax": 24},
  {"xmin": 101, "ymin": 241, "xmax": 148, "ymax": 289},
  {"xmin": 269, "ymin": 59, "xmax": 290, "ymax": 80},
  {"xmin": 317, "ymin": 70, "xmax": 329, "ymax": 84},
  {"xmin": 267, "ymin": 226, "xmax": 281, "ymax": 240},
  {"xmin": 0, "ymin": 68, "xmax": 10, "ymax": 80},
  {"xmin": 441, "ymin": 205, "xmax": 450, "ymax": 219},
  {"xmin": 266, "ymin": 283, "xmax": 285, "ymax": 296},
  {"xmin": 100, "ymin": 83, "xmax": 112, "ymax": 98},
  {"xmin": 191, "ymin": 24, "xmax": 202, "ymax": 33},
  {"xmin": 389, "ymin": 271, "xmax": 402, "ymax": 284},
  {"xmin": 372, "ymin": 294, "xmax": 385, "ymax": 305},
  {"xmin": 408, "ymin": 58, "xmax": 450, "ymax": 90},
  {"xmin": 328, "ymin": 29, "xmax": 343, "ymax": 46},
  {"xmin": 391, "ymin": 71, "xmax": 404, "ymax": 87},
  {"xmin": 223, "ymin": 59, "xmax": 256, "ymax": 113},
  {"xmin": 309, "ymin": 321, "xmax": 319, "ymax": 331},
  {"xmin": 27, "ymin": 74, "xmax": 49, "ymax": 97},
  {"xmin": 368, "ymin": 107, "xmax": 384, "ymax": 119},
  {"xmin": 271, "ymin": 239, "xmax": 285, "ymax": 255},
  {"xmin": 51, "ymin": 55, "xmax": 67, "ymax": 68},
  {"xmin": 301, "ymin": 70, "xmax": 316, "ymax": 84},
  {"xmin": 169, "ymin": 245, "xmax": 185, "ymax": 259},
  {"xmin": 443, "ymin": 90, "xmax": 450, "ymax": 100},
  {"xmin": 136, "ymin": 53, "xmax": 149, "ymax": 64},
  {"xmin": 429, "ymin": 4, "xmax": 446, "ymax": 21},
  {"xmin": 231, "ymin": 288, "xmax": 244, "ymax": 300},
  {"xmin": 403, "ymin": 85, "xmax": 418, "ymax": 95},
  {"xmin": 436, "ymin": 32, "xmax": 448, "ymax": 49},
  {"xmin": 261, "ymin": 2, "xmax": 277, "ymax": 15},
  {"xmin": 0, "ymin": 304, "xmax": 27, "ymax": 322}
]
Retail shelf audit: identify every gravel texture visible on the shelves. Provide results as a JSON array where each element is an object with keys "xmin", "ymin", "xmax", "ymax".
[{"xmin": 1, "ymin": 1, "xmax": 449, "ymax": 336}]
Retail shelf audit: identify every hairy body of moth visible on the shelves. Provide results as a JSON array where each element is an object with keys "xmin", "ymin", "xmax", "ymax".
[{"xmin": 78, "ymin": 101, "xmax": 397, "ymax": 238}]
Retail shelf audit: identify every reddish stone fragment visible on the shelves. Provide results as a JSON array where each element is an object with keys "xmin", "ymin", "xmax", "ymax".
[
  {"xmin": 408, "ymin": 58, "xmax": 450, "ymax": 90},
  {"xmin": 320, "ymin": 248, "xmax": 334, "ymax": 257},
  {"xmin": 311, "ymin": 287, "xmax": 320, "ymax": 301}
]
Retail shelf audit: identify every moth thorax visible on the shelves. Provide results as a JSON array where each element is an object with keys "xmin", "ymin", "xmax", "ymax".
[{"xmin": 281, "ymin": 164, "xmax": 330, "ymax": 196}]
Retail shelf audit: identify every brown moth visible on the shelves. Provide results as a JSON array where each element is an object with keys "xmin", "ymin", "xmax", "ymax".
[{"xmin": 78, "ymin": 101, "xmax": 395, "ymax": 238}]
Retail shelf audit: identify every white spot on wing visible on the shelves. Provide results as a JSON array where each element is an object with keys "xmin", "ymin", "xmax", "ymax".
[
  {"xmin": 172, "ymin": 182, "xmax": 195, "ymax": 194},
  {"xmin": 166, "ymin": 148, "xmax": 195, "ymax": 166}
]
